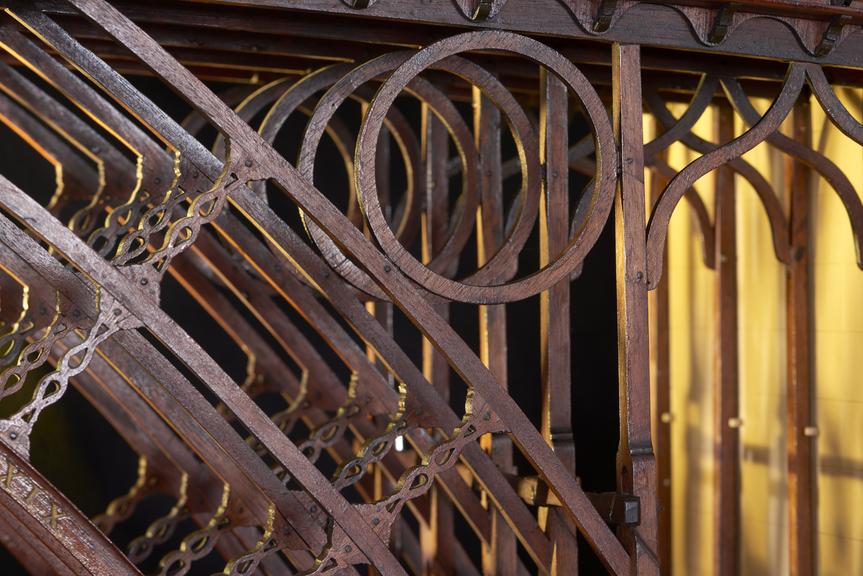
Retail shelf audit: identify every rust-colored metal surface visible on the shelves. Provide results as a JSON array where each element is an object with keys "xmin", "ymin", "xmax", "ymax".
[{"xmin": 0, "ymin": 1, "xmax": 859, "ymax": 574}]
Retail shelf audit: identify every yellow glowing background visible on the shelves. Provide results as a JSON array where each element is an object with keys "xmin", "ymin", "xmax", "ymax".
[{"xmin": 652, "ymin": 91, "xmax": 863, "ymax": 575}]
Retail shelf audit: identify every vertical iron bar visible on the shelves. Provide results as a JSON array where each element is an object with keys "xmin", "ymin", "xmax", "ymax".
[
  {"xmin": 788, "ymin": 91, "xmax": 815, "ymax": 576},
  {"xmin": 612, "ymin": 42, "xmax": 659, "ymax": 576},
  {"xmin": 368, "ymin": 123, "xmax": 396, "ymax": 576},
  {"xmin": 539, "ymin": 66, "xmax": 579, "ymax": 574},
  {"xmin": 713, "ymin": 101, "xmax": 740, "ymax": 576},
  {"xmin": 474, "ymin": 85, "xmax": 518, "ymax": 576},
  {"xmin": 366, "ymin": 123, "xmax": 396, "ymax": 386},
  {"xmin": 648, "ymin": 118, "xmax": 672, "ymax": 576},
  {"xmin": 420, "ymin": 103, "xmax": 456, "ymax": 574}
]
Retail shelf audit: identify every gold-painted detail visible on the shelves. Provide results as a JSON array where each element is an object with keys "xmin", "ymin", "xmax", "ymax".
[
  {"xmin": 157, "ymin": 482, "xmax": 231, "ymax": 576},
  {"xmin": 219, "ymin": 504, "xmax": 278, "ymax": 576},
  {"xmin": 128, "ymin": 472, "xmax": 190, "ymax": 564},
  {"xmin": 0, "ymin": 453, "xmax": 70, "ymax": 533},
  {"xmin": 94, "ymin": 456, "xmax": 154, "ymax": 535}
]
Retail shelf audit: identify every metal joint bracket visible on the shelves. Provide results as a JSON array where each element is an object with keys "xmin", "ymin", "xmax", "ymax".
[{"xmin": 707, "ymin": 4, "xmax": 737, "ymax": 45}]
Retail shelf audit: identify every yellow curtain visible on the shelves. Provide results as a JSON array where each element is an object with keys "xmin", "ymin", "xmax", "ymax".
[{"xmin": 655, "ymin": 89, "xmax": 863, "ymax": 575}]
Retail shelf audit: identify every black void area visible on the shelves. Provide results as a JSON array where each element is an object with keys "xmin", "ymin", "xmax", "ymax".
[{"xmin": 501, "ymin": 191, "xmax": 620, "ymax": 575}]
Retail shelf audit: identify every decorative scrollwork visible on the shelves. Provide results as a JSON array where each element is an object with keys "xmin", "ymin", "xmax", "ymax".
[
  {"xmin": 309, "ymin": 403, "xmax": 503, "ymax": 573},
  {"xmin": 0, "ymin": 291, "xmax": 69, "ymax": 402},
  {"xmin": 646, "ymin": 64, "xmax": 807, "ymax": 287},
  {"xmin": 290, "ymin": 401, "xmax": 361, "ymax": 471},
  {"xmin": 294, "ymin": 31, "xmax": 616, "ymax": 304},
  {"xmin": 331, "ymin": 416, "xmax": 408, "ymax": 491},
  {"xmin": 128, "ymin": 473, "xmax": 191, "ymax": 564},
  {"xmin": 214, "ymin": 505, "xmax": 277, "ymax": 576},
  {"xmin": 560, "ymin": 0, "xmax": 860, "ymax": 57},
  {"xmin": 0, "ymin": 289, "xmax": 141, "ymax": 458},
  {"xmin": 93, "ymin": 456, "xmax": 156, "ymax": 535},
  {"xmin": 157, "ymin": 483, "xmax": 231, "ymax": 576},
  {"xmin": 1, "ymin": 3, "xmax": 861, "ymax": 575},
  {"xmin": 454, "ymin": 0, "xmax": 507, "ymax": 21}
]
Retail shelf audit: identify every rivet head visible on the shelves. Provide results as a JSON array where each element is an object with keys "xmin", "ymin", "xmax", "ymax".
[
  {"xmin": 244, "ymin": 159, "xmax": 253, "ymax": 167},
  {"xmin": 140, "ymin": 278, "xmax": 149, "ymax": 286},
  {"xmin": 344, "ymin": 545, "xmax": 352, "ymax": 553},
  {"xmin": 623, "ymin": 499, "xmax": 640, "ymax": 524},
  {"xmin": 9, "ymin": 432, "xmax": 17, "ymax": 440},
  {"xmin": 383, "ymin": 264, "xmax": 392, "ymax": 273}
]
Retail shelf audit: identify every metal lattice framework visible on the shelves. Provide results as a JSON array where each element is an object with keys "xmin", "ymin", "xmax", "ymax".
[{"xmin": 0, "ymin": 1, "xmax": 860, "ymax": 575}]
